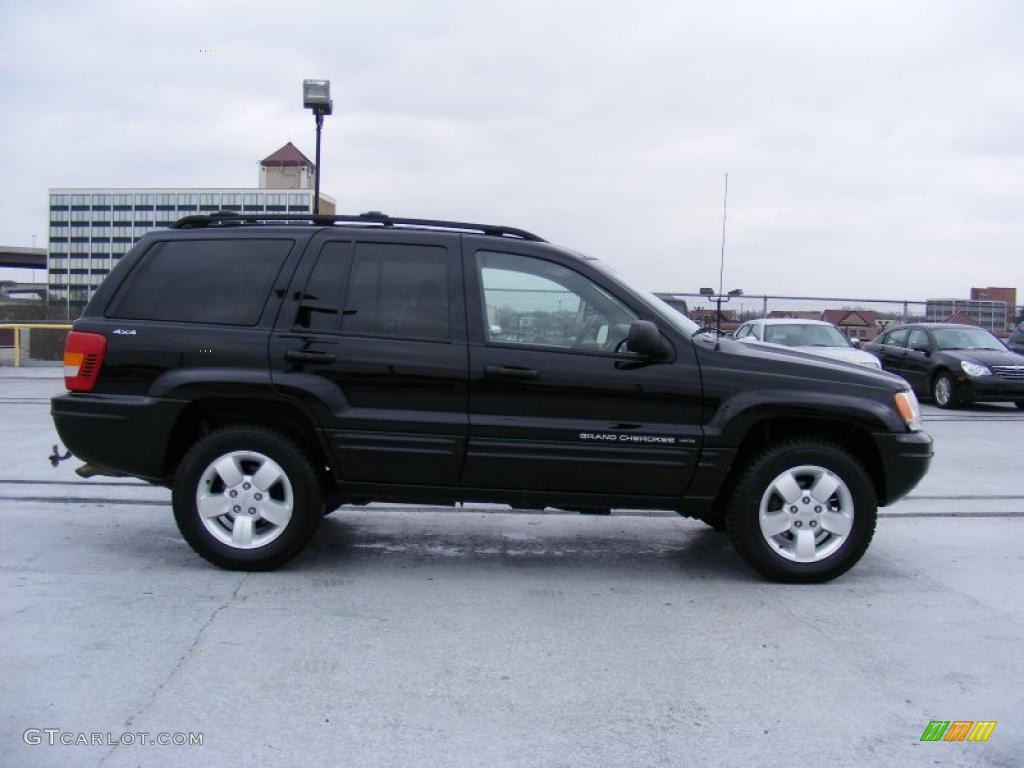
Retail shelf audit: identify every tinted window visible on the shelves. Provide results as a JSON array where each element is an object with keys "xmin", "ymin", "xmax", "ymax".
[
  {"xmin": 884, "ymin": 328, "xmax": 909, "ymax": 348},
  {"xmin": 476, "ymin": 251, "xmax": 637, "ymax": 352},
  {"xmin": 294, "ymin": 242, "xmax": 352, "ymax": 331},
  {"xmin": 342, "ymin": 243, "xmax": 449, "ymax": 341},
  {"xmin": 109, "ymin": 239, "xmax": 291, "ymax": 325}
]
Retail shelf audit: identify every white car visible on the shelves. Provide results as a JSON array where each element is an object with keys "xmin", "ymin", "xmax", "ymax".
[{"xmin": 733, "ymin": 318, "xmax": 882, "ymax": 369}]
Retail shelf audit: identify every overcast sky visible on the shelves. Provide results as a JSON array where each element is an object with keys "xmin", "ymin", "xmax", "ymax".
[{"xmin": 1, "ymin": 0, "xmax": 1021, "ymax": 300}]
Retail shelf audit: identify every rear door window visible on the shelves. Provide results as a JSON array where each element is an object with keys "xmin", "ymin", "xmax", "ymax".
[
  {"xmin": 907, "ymin": 328, "xmax": 929, "ymax": 350},
  {"xmin": 108, "ymin": 239, "xmax": 292, "ymax": 325},
  {"xmin": 341, "ymin": 243, "xmax": 450, "ymax": 341}
]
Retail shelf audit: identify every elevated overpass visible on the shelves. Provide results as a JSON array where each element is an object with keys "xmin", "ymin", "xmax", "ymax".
[{"xmin": 0, "ymin": 246, "xmax": 46, "ymax": 270}]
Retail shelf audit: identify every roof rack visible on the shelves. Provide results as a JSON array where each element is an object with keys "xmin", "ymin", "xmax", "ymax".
[{"xmin": 169, "ymin": 210, "xmax": 545, "ymax": 242}]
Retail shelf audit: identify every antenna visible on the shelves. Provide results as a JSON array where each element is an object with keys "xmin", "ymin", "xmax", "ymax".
[{"xmin": 716, "ymin": 172, "xmax": 728, "ymax": 338}]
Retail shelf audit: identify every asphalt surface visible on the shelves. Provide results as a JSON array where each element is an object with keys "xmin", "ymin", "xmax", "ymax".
[{"xmin": 1, "ymin": 367, "xmax": 1022, "ymax": 767}]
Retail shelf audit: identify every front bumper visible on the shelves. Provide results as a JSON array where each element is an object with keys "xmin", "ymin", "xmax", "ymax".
[
  {"xmin": 955, "ymin": 375, "xmax": 1024, "ymax": 404},
  {"xmin": 872, "ymin": 429, "xmax": 933, "ymax": 505},
  {"xmin": 51, "ymin": 393, "xmax": 186, "ymax": 483}
]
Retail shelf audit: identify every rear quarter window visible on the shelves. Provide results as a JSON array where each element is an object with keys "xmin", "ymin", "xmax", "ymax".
[{"xmin": 107, "ymin": 239, "xmax": 293, "ymax": 325}]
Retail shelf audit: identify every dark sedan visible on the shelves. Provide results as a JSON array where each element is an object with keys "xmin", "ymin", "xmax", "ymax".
[{"xmin": 864, "ymin": 323, "xmax": 1024, "ymax": 409}]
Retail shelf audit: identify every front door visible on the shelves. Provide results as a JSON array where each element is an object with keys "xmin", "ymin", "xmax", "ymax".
[
  {"xmin": 903, "ymin": 327, "xmax": 932, "ymax": 395},
  {"xmin": 459, "ymin": 240, "xmax": 702, "ymax": 497},
  {"xmin": 270, "ymin": 230, "xmax": 468, "ymax": 485}
]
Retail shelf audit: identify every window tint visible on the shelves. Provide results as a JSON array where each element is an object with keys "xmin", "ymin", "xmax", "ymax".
[
  {"xmin": 476, "ymin": 251, "xmax": 637, "ymax": 351},
  {"xmin": 884, "ymin": 328, "xmax": 909, "ymax": 348},
  {"xmin": 109, "ymin": 239, "xmax": 291, "ymax": 325},
  {"xmin": 907, "ymin": 329, "xmax": 930, "ymax": 350},
  {"xmin": 294, "ymin": 242, "xmax": 352, "ymax": 331},
  {"xmin": 341, "ymin": 243, "xmax": 449, "ymax": 341}
]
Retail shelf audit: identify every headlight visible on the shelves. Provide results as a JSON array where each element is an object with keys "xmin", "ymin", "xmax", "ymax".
[
  {"xmin": 894, "ymin": 390, "xmax": 923, "ymax": 431},
  {"xmin": 960, "ymin": 360, "xmax": 991, "ymax": 377}
]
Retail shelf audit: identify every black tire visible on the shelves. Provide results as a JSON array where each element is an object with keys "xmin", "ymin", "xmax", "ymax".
[
  {"xmin": 726, "ymin": 441, "xmax": 877, "ymax": 583},
  {"xmin": 932, "ymin": 371, "xmax": 958, "ymax": 409},
  {"xmin": 172, "ymin": 426, "xmax": 323, "ymax": 570},
  {"xmin": 1015, "ymin": 402, "xmax": 1024, "ymax": 410}
]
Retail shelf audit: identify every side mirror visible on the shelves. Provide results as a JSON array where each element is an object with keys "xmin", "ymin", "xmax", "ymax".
[{"xmin": 625, "ymin": 320, "xmax": 670, "ymax": 359}]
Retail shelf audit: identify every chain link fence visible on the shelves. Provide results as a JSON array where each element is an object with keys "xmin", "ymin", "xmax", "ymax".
[{"xmin": 656, "ymin": 293, "xmax": 1024, "ymax": 340}]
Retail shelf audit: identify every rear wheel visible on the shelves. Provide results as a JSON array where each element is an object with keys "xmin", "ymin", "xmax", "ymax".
[
  {"xmin": 726, "ymin": 441, "xmax": 876, "ymax": 582},
  {"xmin": 932, "ymin": 371, "xmax": 958, "ymax": 409},
  {"xmin": 172, "ymin": 426, "xmax": 323, "ymax": 570}
]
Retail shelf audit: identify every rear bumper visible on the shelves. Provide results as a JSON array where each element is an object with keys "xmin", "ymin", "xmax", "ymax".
[
  {"xmin": 51, "ymin": 393, "xmax": 186, "ymax": 482},
  {"xmin": 955, "ymin": 376, "xmax": 1024, "ymax": 403},
  {"xmin": 872, "ymin": 429, "xmax": 933, "ymax": 505}
]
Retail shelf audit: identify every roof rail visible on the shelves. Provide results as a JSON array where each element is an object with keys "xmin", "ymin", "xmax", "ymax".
[{"xmin": 169, "ymin": 210, "xmax": 546, "ymax": 241}]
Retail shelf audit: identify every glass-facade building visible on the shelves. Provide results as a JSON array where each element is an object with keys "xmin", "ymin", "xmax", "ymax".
[{"xmin": 47, "ymin": 188, "xmax": 319, "ymax": 308}]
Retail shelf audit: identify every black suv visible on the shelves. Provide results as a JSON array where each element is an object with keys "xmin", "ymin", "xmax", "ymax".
[{"xmin": 52, "ymin": 212, "xmax": 932, "ymax": 582}]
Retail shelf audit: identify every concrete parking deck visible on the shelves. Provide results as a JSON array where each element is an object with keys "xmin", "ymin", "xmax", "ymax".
[{"xmin": 1, "ymin": 369, "xmax": 1021, "ymax": 767}]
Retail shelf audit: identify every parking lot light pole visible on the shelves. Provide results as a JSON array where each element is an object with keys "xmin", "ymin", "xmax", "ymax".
[
  {"xmin": 700, "ymin": 287, "xmax": 743, "ymax": 338},
  {"xmin": 302, "ymin": 79, "xmax": 332, "ymax": 215}
]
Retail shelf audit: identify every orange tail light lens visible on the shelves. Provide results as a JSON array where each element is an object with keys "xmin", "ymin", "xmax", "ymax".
[{"xmin": 63, "ymin": 331, "xmax": 107, "ymax": 392}]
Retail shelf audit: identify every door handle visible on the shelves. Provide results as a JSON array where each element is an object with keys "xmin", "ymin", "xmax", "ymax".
[
  {"xmin": 484, "ymin": 365, "xmax": 539, "ymax": 380},
  {"xmin": 285, "ymin": 350, "xmax": 336, "ymax": 364}
]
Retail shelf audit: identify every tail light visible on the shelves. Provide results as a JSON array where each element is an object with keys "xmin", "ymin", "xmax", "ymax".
[{"xmin": 63, "ymin": 331, "xmax": 107, "ymax": 392}]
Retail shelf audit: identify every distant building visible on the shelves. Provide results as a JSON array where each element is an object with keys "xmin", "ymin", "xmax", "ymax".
[
  {"xmin": 970, "ymin": 287, "xmax": 1017, "ymax": 327},
  {"xmin": 925, "ymin": 299, "xmax": 1007, "ymax": 333},
  {"xmin": 768, "ymin": 310, "xmax": 820, "ymax": 320},
  {"xmin": 691, "ymin": 307, "xmax": 740, "ymax": 333},
  {"xmin": 259, "ymin": 142, "xmax": 317, "ymax": 189},
  {"xmin": 944, "ymin": 311, "xmax": 978, "ymax": 326},
  {"xmin": 820, "ymin": 309, "xmax": 880, "ymax": 341},
  {"xmin": 48, "ymin": 143, "xmax": 335, "ymax": 309}
]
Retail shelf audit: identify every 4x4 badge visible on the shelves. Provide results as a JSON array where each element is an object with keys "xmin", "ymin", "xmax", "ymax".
[{"xmin": 112, "ymin": 329, "xmax": 137, "ymax": 335}]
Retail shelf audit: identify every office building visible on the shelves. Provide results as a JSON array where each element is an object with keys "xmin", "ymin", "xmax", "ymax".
[{"xmin": 925, "ymin": 298, "xmax": 1008, "ymax": 333}]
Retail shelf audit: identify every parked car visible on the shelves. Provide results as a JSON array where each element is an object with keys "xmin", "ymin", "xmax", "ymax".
[
  {"xmin": 733, "ymin": 318, "xmax": 882, "ymax": 369},
  {"xmin": 863, "ymin": 323, "xmax": 1024, "ymax": 409},
  {"xmin": 51, "ymin": 212, "xmax": 932, "ymax": 582},
  {"xmin": 1007, "ymin": 322, "xmax": 1024, "ymax": 354}
]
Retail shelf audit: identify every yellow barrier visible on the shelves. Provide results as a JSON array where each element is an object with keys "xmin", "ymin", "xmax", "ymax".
[{"xmin": 0, "ymin": 323, "xmax": 73, "ymax": 367}]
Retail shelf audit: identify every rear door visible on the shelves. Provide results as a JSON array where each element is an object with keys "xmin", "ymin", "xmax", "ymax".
[
  {"xmin": 269, "ymin": 230, "xmax": 468, "ymax": 485},
  {"xmin": 459, "ymin": 239, "xmax": 702, "ymax": 497}
]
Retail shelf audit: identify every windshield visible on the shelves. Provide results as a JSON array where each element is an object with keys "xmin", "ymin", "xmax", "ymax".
[
  {"xmin": 588, "ymin": 260, "xmax": 701, "ymax": 336},
  {"xmin": 932, "ymin": 327, "xmax": 1005, "ymax": 351},
  {"xmin": 764, "ymin": 323, "xmax": 849, "ymax": 347}
]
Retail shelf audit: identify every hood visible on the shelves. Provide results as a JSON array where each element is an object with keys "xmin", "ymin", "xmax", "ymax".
[{"xmin": 703, "ymin": 336, "xmax": 906, "ymax": 390}]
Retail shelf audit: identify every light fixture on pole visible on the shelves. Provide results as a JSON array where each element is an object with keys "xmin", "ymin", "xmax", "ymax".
[{"xmin": 302, "ymin": 79, "xmax": 332, "ymax": 215}]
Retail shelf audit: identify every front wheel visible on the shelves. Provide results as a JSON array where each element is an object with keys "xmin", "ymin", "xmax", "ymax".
[
  {"xmin": 932, "ymin": 371, "xmax": 958, "ymax": 409},
  {"xmin": 172, "ymin": 426, "xmax": 323, "ymax": 570},
  {"xmin": 726, "ymin": 441, "xmax": 877, "ymax": 583}
]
